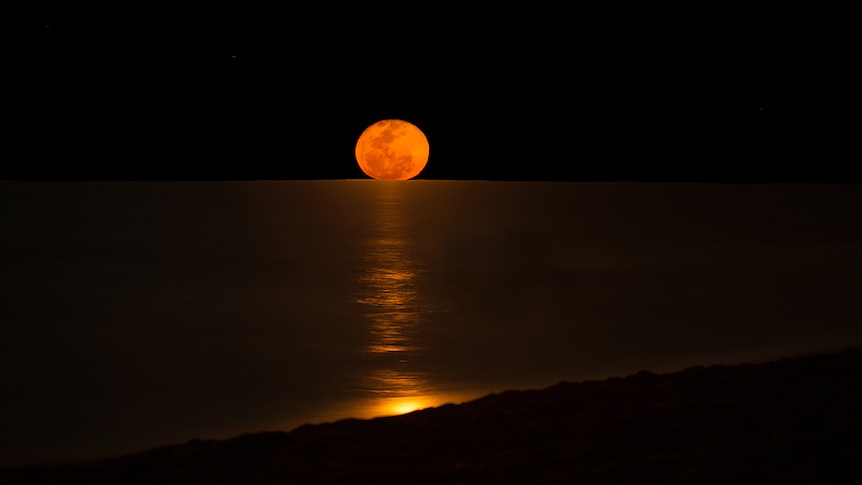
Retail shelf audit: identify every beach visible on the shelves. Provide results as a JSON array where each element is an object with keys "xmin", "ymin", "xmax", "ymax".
[{"xmin": 2, "ymin": 347, "xmax": 859, "ymax": 484}]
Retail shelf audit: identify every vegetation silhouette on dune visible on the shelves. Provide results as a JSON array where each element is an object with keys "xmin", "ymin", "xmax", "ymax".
[{"xmin": 2, "ymin": 348, "xmax": 860, "ymax": 484}]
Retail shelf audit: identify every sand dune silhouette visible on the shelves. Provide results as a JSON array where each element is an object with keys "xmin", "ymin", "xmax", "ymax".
[{"xmin": 2, "ymin": 348, "xmax": 860, "ymax": 484}]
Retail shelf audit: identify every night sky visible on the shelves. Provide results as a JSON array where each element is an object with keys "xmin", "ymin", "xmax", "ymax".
[{"xmin": 12, "ymin": 5, "xmax": 855, "ymax": 182}]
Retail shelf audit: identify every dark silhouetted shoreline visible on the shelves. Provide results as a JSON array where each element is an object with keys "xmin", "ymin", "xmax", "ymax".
[{"xmin": 2, "ymin": 348, "xmax": 860, "ymax": 484}]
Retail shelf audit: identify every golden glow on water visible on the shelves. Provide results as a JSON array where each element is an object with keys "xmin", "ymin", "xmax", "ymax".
[
  {"xmin": 352, "ymin": 183, "xmax": 454, "ymax": 418},
  {"xmin": 390, "ymin": 399, "xmax": 428, "ymax": 415},
  {"xmin": 357, "ymin": 263, "xmax": 418, "ymax": 354}
]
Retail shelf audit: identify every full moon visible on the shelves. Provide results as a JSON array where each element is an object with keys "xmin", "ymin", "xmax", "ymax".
[{"xmin": 355, "ymin": 119, "xmax": 429, "ymax": 180}]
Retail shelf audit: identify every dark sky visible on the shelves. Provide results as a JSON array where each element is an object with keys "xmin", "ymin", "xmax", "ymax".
[{"xmin": 11, "ymin": 5, "xmax": 855, "ymax": 182}]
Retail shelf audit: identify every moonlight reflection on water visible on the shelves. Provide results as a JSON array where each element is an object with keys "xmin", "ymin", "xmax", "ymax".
[
  {"xmin": 353, "ymin": 184, "xmax": 448, "ymax": 417},
  {"xmin": 2, "ymin": 180, "xmax": 861, "ymax": 467}
]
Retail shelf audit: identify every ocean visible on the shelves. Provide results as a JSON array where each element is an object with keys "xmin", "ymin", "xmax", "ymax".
[{"xmin": 2, "ymin": 180, "xmax": 861, "ymax": 467}]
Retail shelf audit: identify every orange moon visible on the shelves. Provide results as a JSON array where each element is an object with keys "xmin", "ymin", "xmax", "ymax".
[{"xmin": 355, "ymin": 119, "xmax": 429, "ymax": 180}]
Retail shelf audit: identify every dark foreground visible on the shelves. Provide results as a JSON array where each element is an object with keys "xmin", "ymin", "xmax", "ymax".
[{"xmin": 3, "ymin": 349, "xmax": 860, "ymax": 484}]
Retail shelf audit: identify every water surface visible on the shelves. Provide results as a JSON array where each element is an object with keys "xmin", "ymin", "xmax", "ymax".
[{"xmin": 2, "ymin": 180, "xmax": 861, "ymax": 466}]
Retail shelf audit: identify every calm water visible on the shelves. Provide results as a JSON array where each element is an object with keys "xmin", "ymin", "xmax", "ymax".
[{"xmin": 2, "ymin": 180, "xmax": 861, "ymax": 466}]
